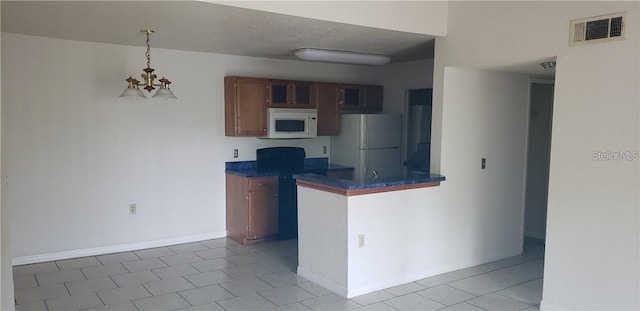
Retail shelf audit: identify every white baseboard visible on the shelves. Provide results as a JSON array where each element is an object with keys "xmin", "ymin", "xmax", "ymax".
[
  {"xmin": 297, "ymin": 246, "xmax": 523, "ymax": 299},
  {"xmin": 347, "ymin": 246, "xmax": 523, "ymax": 298},
  {"xmin": 13, "ymin": 231, "xmax": 227, "ymax": 266},
  {"xmin": 347, "ymin": 271, "xmax": 431, "ymax": 298},
  {"xmin": 540, "ymin": 300, "xmax": 569, "ymax": 311},
  {"xmin": 297, "ymin": 266, "xmax": 348, "ymax": 298}
]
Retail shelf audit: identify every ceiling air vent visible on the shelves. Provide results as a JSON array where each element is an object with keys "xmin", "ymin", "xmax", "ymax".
[{"xmin": 570, "ymin": 12, "xmax": 626, "ymax": 46}]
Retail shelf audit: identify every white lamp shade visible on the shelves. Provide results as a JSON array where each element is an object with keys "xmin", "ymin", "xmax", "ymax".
[
  {"xmin": 295, "ymin": 48, "xmax": 390, "ymax": 66},
  {"xmin": 120, "ymin": 87, "xmax": 146, "ymax": 99},
  {"xmin": 152, "ymin": 87, "xmax": 177, "ymax": 100}
]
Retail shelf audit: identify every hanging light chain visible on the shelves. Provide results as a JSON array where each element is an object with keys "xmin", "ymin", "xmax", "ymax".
[{"xmin": 144, "ymin": 30, "xmax": 152, "ymax": 69}]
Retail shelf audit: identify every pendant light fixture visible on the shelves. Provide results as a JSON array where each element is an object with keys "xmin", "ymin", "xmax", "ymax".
[{"xmin": 120, "ymin": 30, "xmax": 177, "ymax": 100}]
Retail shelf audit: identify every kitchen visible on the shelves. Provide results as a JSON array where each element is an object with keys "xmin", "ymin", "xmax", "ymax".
[
  {"xmin": 223, "ymin": 74, "xmax": 443, "ymax": 240},
  {"xmin": 3, "ymin": 0, "xmax": 440, "ymax": 279},
  {"xmin": 3, "ymin": 1, "xmax": 637, "ymax": 310}
]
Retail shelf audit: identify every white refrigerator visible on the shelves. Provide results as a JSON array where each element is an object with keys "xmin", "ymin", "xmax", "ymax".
[{"xmin": 331, "ymin": 114, "xmax": 402, "ymax": 180}]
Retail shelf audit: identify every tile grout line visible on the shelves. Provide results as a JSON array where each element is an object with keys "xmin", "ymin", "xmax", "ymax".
[
  {"xmin": 15, "ymin": 238, "xmax": 542, "ymax": 311},
  {"xmin": 445, "ymin": 274, "xmax": 542, "ymax": 309}
]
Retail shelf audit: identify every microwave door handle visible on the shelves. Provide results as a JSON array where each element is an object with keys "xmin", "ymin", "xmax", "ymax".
[{"xmin": 307, "ymin": 116, "xmax": 311, "ymax": 136}]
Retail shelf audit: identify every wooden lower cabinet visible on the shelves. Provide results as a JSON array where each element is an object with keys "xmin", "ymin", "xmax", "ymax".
[{"xmin": 226, "ymin": 174, "xmax": 279, "ymax": 245}]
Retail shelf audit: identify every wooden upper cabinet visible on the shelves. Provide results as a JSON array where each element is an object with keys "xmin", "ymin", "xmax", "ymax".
[
  {"xmin": 337, "ymin": 84, "xmax": 383, "ymax": 112},
  {"xmin": 225, "ymin": 77, "xmax": 268, "ymax": 137},
  {"xmin": 363, "ymin": 85, "xmax": 383, "ymax": 112},
  {"xmin": 339, "ymin": 85, "xmax": 363, "ymax": 110},
  {"xmin": 293, "ymin": 82, "xmax": 315, "ymax": 108},
  {"xmin": 268, "ymin": 80, "xmax": 316, "ymax": 109},
  {"xmin": 268, "ymin": 80, "xmax": 290, "ymax": 107},
  {"xmin": 315, "ymin": 82, "xmax": 341, "ymax": 136},
  {"xmin": 225, "ymin": 76, "xmax": 382, "ymax": 137}
]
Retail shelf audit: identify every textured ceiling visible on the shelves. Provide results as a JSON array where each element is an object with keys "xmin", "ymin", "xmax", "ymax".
[{"xmin": 1, "ymin": 1, "xmax": 435, "ymax": 63}]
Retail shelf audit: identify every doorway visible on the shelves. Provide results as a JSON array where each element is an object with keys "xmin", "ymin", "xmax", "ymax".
[
  {"xmin": 404, "ymin": 88, "xmax": 433, "ymax": 174},
  {"xmin": 524, "ymin": 81, "xmax": 554, "ymax": 240}
]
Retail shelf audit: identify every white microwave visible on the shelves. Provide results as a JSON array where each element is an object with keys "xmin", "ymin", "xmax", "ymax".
[{"xmin": 266, "ymin": 108, "xmax": 318, "ymax": 139}]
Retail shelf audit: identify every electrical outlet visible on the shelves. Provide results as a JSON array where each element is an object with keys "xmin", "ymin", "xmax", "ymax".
[
  {"xmin": 358, "ymin": 234, "xmax": 365, "ymax": 248},
  {"xmin": 481, "ymin": 158, "xmax": 486, "ymax": 169},
  {"xmin": 322, "ymin": 146, "xmax": 327, "ymax": 154},
  {"xmin": 129, "ymin": 203, "xmax": 136, "ymax": 214},
  {"xmin": 233, "ymin": 149, "xmax": 238, "ymax": 158}
]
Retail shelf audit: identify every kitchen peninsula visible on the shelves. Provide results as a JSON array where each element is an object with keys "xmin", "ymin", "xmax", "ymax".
[{"xmin": 294, "ymin": 172, "xmax": 446, "ymax": 298}]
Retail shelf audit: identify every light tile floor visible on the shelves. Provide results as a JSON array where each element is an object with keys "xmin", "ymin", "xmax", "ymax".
[{"xmin": 14, "ymin": 238, "xmax": 544, "ymax": 311}]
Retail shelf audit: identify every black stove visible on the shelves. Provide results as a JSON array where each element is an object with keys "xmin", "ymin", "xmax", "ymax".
[{"xmin": 256, "ymin": 147, "xmax": 306, "ymax": 240}]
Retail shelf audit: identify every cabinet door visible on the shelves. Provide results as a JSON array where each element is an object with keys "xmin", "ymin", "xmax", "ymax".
[
  {"xmin": 247, "ymin": 190, "xmax": 279, "ymax": 239},
  {"xmin": 363, "ymin": 85, "xmax": 383, "ymax": 112},
  {"xmin": 226, "ymin": 174, "xmax": 249, "ymax": 244},
  {"xmin": 340, "ymin": 85, "xmax": 363, "ymax": 110},
  {"xmin": 316, "ymin": 83, "xmax": 340, "ymax": 136},
  {"xmin": 293, "ymin": 82, "xmax": 316, "ymax": 108},
  {"xmin": 268, "ymin": 80, "xmax": 291, "ymax": 108},
  {"xmin": 236, "ymin": 78, "xmax": 268, "ymax": 136}
]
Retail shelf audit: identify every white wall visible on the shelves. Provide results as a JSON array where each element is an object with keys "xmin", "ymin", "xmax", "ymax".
[
  {"xmin": 303, "ymin": 67, "xmax": 530, "ymax": 299},
  {"xmin": 433, "ymin": 2, "xmax": 639, "ymax": 309},
  {"xmin": 1, "ymin": 33, "xmax": 375, "ymax": 262},
  {"xmin": 374, "ymin": 59, "xmax": 434, "ymax": 166},
  {"xmin": 213, "ymin": 1, "xmax": 448, "ymax": 36},
  {"xmin": 375, "ymin": 59, "xmax": 434, "ymax": 115},
  {"xmin": 0, "ymin": 4, "xmax": 15, "ymax": 309},
  {"xmin": 437, "ymin": 67, "xmax": 530, "ymax": 261},
  {"xmin": 545, "ymin": 43, "xmax": 639, "ymax": 310},
  {"xmin": 297, "ymin": 186, "xmax": 348, "ymax": 296}
]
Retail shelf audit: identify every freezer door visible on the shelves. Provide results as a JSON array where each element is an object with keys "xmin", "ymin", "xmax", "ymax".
[
  {"xmin": 362, "ymin": 114, "xmax": 402, "ymax": 149},
  {"xmin": 356, "ymin": 148, "xmax": 402, "ymax": 180}
]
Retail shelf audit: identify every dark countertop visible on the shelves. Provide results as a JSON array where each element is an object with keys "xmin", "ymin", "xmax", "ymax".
[
  {"xmin": 293, "ymin": 172, "xmax": 446, "ymax": 191},
  {"xmin": 225, "ymin": 168, "xmax": 280, "ymax": 178},
  {"xmin": 225, "ymin": 158, "xmax": 354, "ymax": 178}
]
